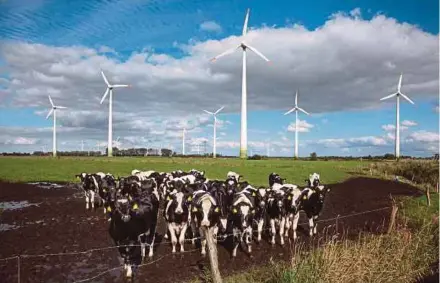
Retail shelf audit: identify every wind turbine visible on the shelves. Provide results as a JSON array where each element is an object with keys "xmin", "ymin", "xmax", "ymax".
[
  {"xmin": 203, "ymin": 106, "xmax": 225, "ymax": 158},
  {"xmin": 380, "ymin": 73, "xmax": 414, "ymax": 159},
  {"xmin": 99, "ymin": 70, "xmax": 130, "ymax": 157},
  {"xmin": 45, "ymin": 95, "xmax": 67, "ymax": 157},
  {"xmin": 182, "ymin": 128, "xmax": 186, "ymax": 155},
  {"xmin": 284, "ymin": 90, "xmax": 310, "ymax": 159},
  {"xmin": 210, "ymin": 8, "xmax": 270, "ymax": 159}
]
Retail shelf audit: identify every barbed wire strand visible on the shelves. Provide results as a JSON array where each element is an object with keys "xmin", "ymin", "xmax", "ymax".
[{"xmin": 0, "ymin": 206, "xmax": 391, "ymax": 261}]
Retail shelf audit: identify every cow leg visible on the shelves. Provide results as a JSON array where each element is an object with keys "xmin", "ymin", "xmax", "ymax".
[
  {"xmin": 84, "ymin": 191, "xmax": 89, "ymax": 209},
  {"xmin": 190, "ymin": 219, "xmax": 197, "ymax": 246},
  {"xmin": 284, "ymin": 214, "xmax": 292, "ymax": 237},
  {"xmin": 141, "ymin": 242, "xmax": 146, "ymax": 259},
  {"xmin": 270, "ymin": 219, "xmax": 276, "ymax": 245},
  {"xmin": 292, "ymin": 213, "xmax": 300, "ymax": 241},
  {"xmin": 179, "ymin": 223, "xmax": 188, "ymax": 252},
  {"xmin": 246, "ymin": 227, "xmax": 252, "ymax": 254},
  {"xmin": 308, "ymin": 217, "xmax": 314, "ymax": 237},
  {"xmin": 90, "ymin": 190, "xmax": 95, "ymax": 209},
  {"xmin": 313, "ymin": 215, "xmax": 318, "ymax": 235},
  {"xmin": 232, "ymin": 229, "xmax": 239, "ymax": 257},
  {"xmin": 199, "ymin": 227, "xmax": 206, "ymax": 256},
  {"xmin": 168, "ymin": 223, "xmax": 178, "ymax": 253},
  {"xmin": 280, "ymin": 217, "xmax": 286, "ymax": 246},
  {"xmin": 257, "ymin": 219, "xmax": 264, "ymax": 242},
  {"xmin": 212, "ymin": 226, "xmax": 218, "ymax": 244},
  {"xmin": 148, "ymin": 233, "xmax": 155, "ymax": 258},
  {"xmin": 126, "ymin": 265, "xmax": 132, "ymax": 278}
]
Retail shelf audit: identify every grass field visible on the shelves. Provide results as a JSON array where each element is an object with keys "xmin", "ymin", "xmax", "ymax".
[{"xmin": 0, "ymin": 156, "xmax": 365, "ymax": 185}]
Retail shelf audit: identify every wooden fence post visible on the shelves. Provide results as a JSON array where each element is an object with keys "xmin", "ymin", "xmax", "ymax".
[
  {"xmin": 426, "ymin": 187, "xmax": 431, "ymax": 207},
  {"xmin": 387, "ymin": 195, "xmax": 398, "ymax": 234},
  {"xmin": 203, "ymin": 227, "xmax": 222, "ymax": 283},
  {"xmin": 436, "ymin": 182, "xmax": 439, "ymax": 194}
]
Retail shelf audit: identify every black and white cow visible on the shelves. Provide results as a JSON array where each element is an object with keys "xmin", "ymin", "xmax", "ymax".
[
  {"xmin": 189, "ymin": 190, "xmax": 221, "ymax": 256},
  {"xmin": 227, "ymin": 171, "xmax": 242, "ymax": 182},
  {"xmin": 282, "ymin": 186, "xmax": 303, "ymax": 240},
  {"xmin": 229, "ymin": 192, "xmax": 255, "ymax": 257},
  {"xmin": 268, "ymin": 172, "xmax": 286, "ymax": 188},
  {"xmin": 266, "ymin": 189, "xmax": 287, "ymax": 245},
  {"xmin": 306, "ymin": 173, "xmax": 321, "ymax": 189},
  {"xmin": 75, "ymin": 172, "xmax": 106, "ymax": 209},
  {"xmin": 163, "ymin": 191, "xmax": 191, "ymax": 253},
  {"xmin": 293, "ymin": 185, "xmax": 330, "ymax": 238},
  {"xmin": 240, "ymin": 185, "xmax": 269, "ymax": 242},
  {"xmin": 99, "ymin": 174, "xmax": 118, "ymax": 214},
  {"xmin": 108, "ymin": 188, "xmax": 159, "ymax": 279}
]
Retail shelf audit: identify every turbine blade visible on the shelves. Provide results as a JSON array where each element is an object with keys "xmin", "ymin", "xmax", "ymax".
[
  {"xmin": 46, "ymin": 109, "xmax": 54, "ymax": 119},
  {"xmin": 112, "ymin": 84, "xmax": 130, "ymax": 88},
  {"xmin": 246, "ymin": 44, "xmax": 270, "ymax": 62},
  {"xmin": 298, "ymin": 107, "xmax": 310, "ymax": 115},
  {"xmin": 48, "ymin": 95, "xmax": 54, "ymax": 107},
  {"xmin": 242, "ymin": 8, "xmax": 250, "ymax": 36},
  {"xmin": 101, "ymin": 70, "xmax": 110, "ymax": 86},
  {"xmin": 400, "ymin": 93, "xmax": 414, "ymax": 104},
  {"xmin": 203, "ymin": 110, "xmax": 214, "ymax": 115},
  {"xmin": 397, "ymin": 73, "xmax": 403, "ymax": 92},
  {"xmin": 100, "ymin": 88, "xmax": 109, "ymax": 104},
  {"xmin": 295, "ymin": 90, "xmax": 298, "ymax": 106},
  {"xmin": 210, "ymin": 45, "xmax": 241, "ymax": 62},
  {"xmin": 380, "ymin": 93, "xmax": 397, "ymax": 101},
  {"xmin": 215, "ymin": 106, "xmax": 225, "ymax": 114},
  {"xmin": 56, "ymin": 106, "xmax": 67, "ymax": 109},
  {"xmin": 284, "ymin": 107, "xmax": 296, "ymax": 115}
]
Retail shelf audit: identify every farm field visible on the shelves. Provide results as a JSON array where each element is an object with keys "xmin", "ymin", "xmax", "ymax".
[{"xmin": 0, "ymin": 157, "xmax": 437, "ymax": 283}]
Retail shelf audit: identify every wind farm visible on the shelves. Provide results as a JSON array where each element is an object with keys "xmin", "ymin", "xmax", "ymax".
[{"xmin": 0, "ymin": 2, "xmax": 438, "ymax": 283}]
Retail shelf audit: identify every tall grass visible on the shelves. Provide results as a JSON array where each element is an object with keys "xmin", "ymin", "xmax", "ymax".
[{"xmin": 222, "ymin": 221, "xmax": 438, "ymax": 283}]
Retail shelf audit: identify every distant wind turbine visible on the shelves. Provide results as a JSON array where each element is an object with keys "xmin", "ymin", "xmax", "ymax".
[
  {"xmin": 203, "ymin": 106, "xmax": 225, "ymax": 158},
  {"xmin": 210, "ymin": 8, "xmax": 270, "ymax": 159},
  {"xmin": 284, "ymin": 90, "xmax": 310, "ymax": 159},
  {"xmin": 45, "ymin": 95, "xmax": 67, "ymax": 157},
  {"xmin": 182, "ymin": 128, "xmax": 186, "ymax": 155},
  {"xmin": 380, "ymin": 73, "xmax": 414, "ymax": 159},
  {"xmin": 99, "ymin": 70, "xmax": 131, "ymax": 157}
]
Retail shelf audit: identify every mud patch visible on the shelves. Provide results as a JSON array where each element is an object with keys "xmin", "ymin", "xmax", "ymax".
[{"xmin": 0, "ymin": 201, "xmax": 40, "ymax": 211}]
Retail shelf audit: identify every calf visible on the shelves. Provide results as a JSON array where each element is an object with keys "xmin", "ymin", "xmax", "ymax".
[
  {"xmin": 163, "ymin": 191, "xmax": 190, "ymax": 253},
  {"xmin": 240, "ymin": 185, "xmax": 269, "ymax": 242},
  {"xmin": 283, "ymin": 187, "xmax": 303, "ymax": 239},
  {"xmin": 189, "ymin": 191, "xmax": 221, "ymax": 256},
  {"xmin": 75, "ymin": 172, "xmax": 105, "ymax": 209},
  {"xmin": 227, "ymin": 171, "xmax": 242, "ymax": 182},
  {"xmin": 306, "ymin": 173, "xmax": 321, "ymax": 189},
  {"xmin": 99, "ymin": 174, "xmax": 118, "ymax": 214},
  {"xmin": 267, "ymin": 189, "xmax": 287, "ymax": 245},
  {"xmin": 294, "ymin": 185, "xmax": 331, "ymax": 237},
  {"xmin": 230, "ymin": 192, "xmax": 255, "ymax": 257},
  {"xmin": 268, "ymin": 172, "xmax": 286, "ymax": 188}
]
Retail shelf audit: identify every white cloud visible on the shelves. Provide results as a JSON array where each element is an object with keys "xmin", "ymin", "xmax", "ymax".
[
  {"xmin": 2, "ymin": 137, "xmax": 38, "ymax": 145},
  {"xmin": 406, "ymin": 130, "xmax": 439, "ymax": 143},
  {"xmin": 401, "ymin": 120, "xmax": 417, "ymax": 127},
  {"xmin": 287, "ymin": 119, "xmax": 314, "ymax": 133},
  {"xmin": 382, "ymin": 124, "xmax": 395, "ymax": 131},
  {"xmin": 434, "ymin": 105, "xmax": 439, "ymax": 113},
  {"xmin": 200, "ymin": 21, "xmax": 222, "ymax": 33},
  {"xmin": 312, "ymin": 136, "xmax": 387, "ymax": 148}
]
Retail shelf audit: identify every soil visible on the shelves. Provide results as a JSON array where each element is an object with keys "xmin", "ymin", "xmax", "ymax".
[{"xmin": 0, "ymin": 177, "xmax": 425, "ymax": 283}]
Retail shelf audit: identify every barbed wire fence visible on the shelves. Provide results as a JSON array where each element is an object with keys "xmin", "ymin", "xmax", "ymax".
[{"xmin": 0, "ymin": 206, "xmax": 392, "ymax": 283}]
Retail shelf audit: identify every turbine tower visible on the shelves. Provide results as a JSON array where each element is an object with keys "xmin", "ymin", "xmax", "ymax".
[
  {"xmin": 380, "ymin": 73, "xmax": 414, "ymax": 159},
  {"xmin": 182, "ymin": 128, "xmax": 186, "ymax": 155},
  {"xmin": 99, "ymin": 70, "xmax": 130, "ymax": 157},
  {"xmin": 45, "ymin": 95, "xmax": 67, "ymax": 157},
  {"xmin": 210, "ymin": 8, "xmax": 270, "ymax": 159},
  {"xmin": 284, "ymin": 90, "xmax": 310, "ymax": 159},
  {"xmin": 203, "ymin": 106, "xmax": 225, "ymax": 158}
]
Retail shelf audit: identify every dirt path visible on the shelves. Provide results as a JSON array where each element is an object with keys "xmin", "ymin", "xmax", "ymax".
[{"xmin": 0, "ymin": 177, "xmax": 422, "ymax": 283}]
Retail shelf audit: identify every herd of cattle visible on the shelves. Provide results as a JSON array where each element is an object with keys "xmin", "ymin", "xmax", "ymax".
[{"xmin": 75, "ymin": 169, "xmax": 331, "ymax": 278}]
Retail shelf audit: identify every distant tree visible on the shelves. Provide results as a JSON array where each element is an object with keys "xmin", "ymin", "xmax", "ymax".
[
  {"xmin": 434, "ymin": 154, "xmax": 439, "ymax": 161},
  {"xmin": 161, "ymin": 148, "xmax": 173, "ymax": 157},
  {"xmin": 383, "ymin": 153, "xmax": 395, "ymax": 160},
  {"xmin": 310, "ymin": 152, "xmax": 317, "ymax": 161}
]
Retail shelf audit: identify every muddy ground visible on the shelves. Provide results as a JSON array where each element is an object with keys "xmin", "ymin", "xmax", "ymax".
[{"xmin": 0, "ymin": 177, "xmax": 426, "ymax": 283}]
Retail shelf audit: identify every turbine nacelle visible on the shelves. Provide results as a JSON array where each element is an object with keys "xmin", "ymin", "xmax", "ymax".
[
  {"xmin": 379, "ymin": 73, "xmax": 414, "ymax": 105},
  {"xmin": 99, "ymin": 70, "xmax": 131, "ymax": 104},
  {"xmin": 46, "ymin": 95, "xmax": 67, "ymax": 119}
]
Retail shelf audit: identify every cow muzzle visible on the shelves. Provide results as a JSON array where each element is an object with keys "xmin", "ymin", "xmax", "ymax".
[
  {"xmin": 122, "ymin": 214, "xmax": 131, "ymax": 222},
  {"xmin": 201, "ymin": 220, "xmax": 210, "ymax": 227}
]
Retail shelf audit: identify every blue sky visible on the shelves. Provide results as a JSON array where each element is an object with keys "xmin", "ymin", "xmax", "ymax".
[{"xmin": 0, "ymin": 0, "xmax": 438, "ymax": 156}]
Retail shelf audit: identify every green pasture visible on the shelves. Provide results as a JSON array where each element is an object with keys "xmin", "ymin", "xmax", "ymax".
[{"xmin": 0, "ymin": 156, "xmax": 366, "ymax": 185}]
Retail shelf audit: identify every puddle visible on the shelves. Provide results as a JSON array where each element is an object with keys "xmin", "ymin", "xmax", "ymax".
[
  {"xmin": 0, "ymin": 200, "xmax": 40, "ymax": 211},
  {"xmin": 0, "ymin": 223, "xmax": 20, "ymax": 231},
  {"xmin": 27, "ymin": 182, "xmax": 65, "ymax": 189}
]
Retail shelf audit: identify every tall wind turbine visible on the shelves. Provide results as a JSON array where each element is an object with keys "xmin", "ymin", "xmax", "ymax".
[
  {"xmin": 284, "ymin": 90, "xmax": 310, "ymax": 159},
  {"xmin": 210, "ymin": 8, "xmax": 270, "ymax": 159},
  {"xmin": 380, "ymin": 73, "xmax": 414, "ymax": 159},
  {"xmin": 182, "ymin": 128, "xmax": 186, "ymax": 155},
  {"xmin": 45, "ymin": 95, "xmax": 67, "ymax": 157},
  {"xmin": 99, "ymin": 70, "xmax": 130, "ymax": 157},
  {"xmin": 203, "ymin": 106, "xmax": 225, "ymax": 158}
]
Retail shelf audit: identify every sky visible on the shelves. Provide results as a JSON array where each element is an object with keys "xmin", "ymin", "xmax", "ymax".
[{"xmin": 0, "ymin": 0, "xmax": 438, "ymax": 157}]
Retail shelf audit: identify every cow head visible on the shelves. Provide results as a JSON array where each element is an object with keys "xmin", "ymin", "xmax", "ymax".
[
  {"xmin": 227, "ymin": 171, "xmax": 242, "ymax": 182},
  {"xmin": 269, "ymin": 173, "xmax": 286, "ymax": 187},
  {"xmin": 255, "ymin": 186, "xmax": 269, "ymax": 209},
  {"xmin": 313, "ymin": 185, "xmax": 330, "ymax": 204},
  {"xmin": 140, "ymin": 178, "xmax": 157, "ymax": 194},
  {"xmin": 166, "ymin": 191, "xmax": 190, "ymax": 216},
  {"xmin": 101, "ymin": 175, "xmax": 117, "ymax": 201},
  {"xmin": 307, "ymin": 173, "xmax": 321, "ymax": 188},
  {"xmin": 192, "ymin": 193, "xmax": 220, "ymax": 227},
  {"xmin": 115, "ymin": 198, "xmax": 133, "ymax": 222},
  {"xmin": 224, "ymin": 178, "xmax": 239, "ymax": 195}
]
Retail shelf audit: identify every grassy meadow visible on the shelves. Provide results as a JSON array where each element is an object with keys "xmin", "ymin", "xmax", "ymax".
[{"xmin": 0, "ymin": 156, "xmax": 365, "ymax": 185}]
